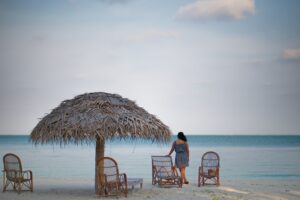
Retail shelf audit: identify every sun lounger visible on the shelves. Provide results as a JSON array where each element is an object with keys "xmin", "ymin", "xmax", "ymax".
[
  {"xmin": 151, "ymin": 155, "xmax": 182, "ymax": 188},
  {"xmin": 96, "ymin": 157, "xmax": 128, "ymax": 197},
  {"xmin": 198, "ymin": 151, "xmax": 220, "ymax": 187},
  {"xmin": 2, "ymin": 153, "xmax": 33, "ymax": 193}
]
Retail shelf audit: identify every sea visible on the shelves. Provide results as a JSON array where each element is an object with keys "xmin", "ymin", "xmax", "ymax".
[{"xmin": 0, "ymin": 135, "xmax": 300, "ymax": 182}]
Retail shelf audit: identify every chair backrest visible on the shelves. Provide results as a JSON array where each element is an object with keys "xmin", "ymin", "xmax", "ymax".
[
  {"xmin": 152, "ymin": 156, "xmax": 174, "ymax": 177},
  {"xmin": 201, "ymin": 151, "xmax": 220, "ymax": 172},
  {"xmin": 98, "ymin": 157, "xmax": 119, "ymax": 182},
  {"xmin": 3, "ymin": 153, "xmax": 23, "ymax": 180}
]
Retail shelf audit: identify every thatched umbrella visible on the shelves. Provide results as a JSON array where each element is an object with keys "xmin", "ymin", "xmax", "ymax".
[{"xmin": 30, "ymin": 92, "xmax": 171, "ymax": 192}]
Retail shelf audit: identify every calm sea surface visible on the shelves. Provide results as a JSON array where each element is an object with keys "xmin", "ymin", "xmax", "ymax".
[{"xmin": 0, "ymin": 135, "xmax": 300, "ymax": 182}]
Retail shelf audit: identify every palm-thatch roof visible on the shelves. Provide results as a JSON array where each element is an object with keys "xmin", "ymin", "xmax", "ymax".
[{"xmin": 30, "ymin": 92, "xmax": 171, "ymax": 144}]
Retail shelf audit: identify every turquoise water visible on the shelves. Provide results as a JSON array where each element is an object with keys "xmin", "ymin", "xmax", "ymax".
[{"xmin": 0, "ymin": 135, "xmax": 300, "ymax": 182}]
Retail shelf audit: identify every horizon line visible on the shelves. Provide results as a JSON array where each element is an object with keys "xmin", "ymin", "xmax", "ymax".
[{"xmin": 0, "ymin": 133, "xmax": 299, "ymax": 136}]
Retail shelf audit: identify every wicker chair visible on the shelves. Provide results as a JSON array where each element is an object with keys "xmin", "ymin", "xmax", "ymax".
[
  {"xmin": 2, "ymin": 153, "xmax": 33, "ymax": 193},
  {"xmin": 151, "ymin": 156, "xmax": 182, "ymax": 188},
  {"xmin": 198, "ymin": 151, "xmax": 220, "ymax": 187},
  {"xmin": 96, "ymin": 157, "xmax": 128, "ymax": 197}
]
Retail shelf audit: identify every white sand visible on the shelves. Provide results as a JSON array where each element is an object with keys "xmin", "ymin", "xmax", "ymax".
[{"xmin": 1, "ymin": 177, "xmax": 300, "ymax": 200}]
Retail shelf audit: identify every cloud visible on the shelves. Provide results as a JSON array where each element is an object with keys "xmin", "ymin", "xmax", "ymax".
[
  {"xmin": 283, "ymin": 49, "xmax": 300, "ymax": 60},
  {"xmin": 177, "ymin": 0, "xmax": 255, "ymax": 21}
]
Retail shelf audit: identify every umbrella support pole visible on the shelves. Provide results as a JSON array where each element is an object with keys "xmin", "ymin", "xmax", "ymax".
[{"xmin": 95, "ymin": 137, "xmax": 105, "ymax": 193}]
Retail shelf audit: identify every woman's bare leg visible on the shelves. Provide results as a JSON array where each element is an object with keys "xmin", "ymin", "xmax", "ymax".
[{"xmin": 180, "ymin": 167, "xmax": 188, "ymax": 183}]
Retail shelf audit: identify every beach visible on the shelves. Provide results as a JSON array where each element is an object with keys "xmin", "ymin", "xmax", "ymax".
[
  {"xmin": 1, "ymin": 177, "xmax": 300, "ymax": 200},
  {"xmin": 1, "ymin": 135, "xmax": 300, "ymax": 199}
]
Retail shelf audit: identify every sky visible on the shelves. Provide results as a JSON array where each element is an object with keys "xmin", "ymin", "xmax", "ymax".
[{"xmin": 0, "ymin": 0, "xmax": 300, "ymax": 135}]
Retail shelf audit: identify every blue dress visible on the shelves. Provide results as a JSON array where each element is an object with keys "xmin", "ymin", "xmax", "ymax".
[{"xmin": 174, "ymin": 142, "xmax": 189, "ymax": 168}]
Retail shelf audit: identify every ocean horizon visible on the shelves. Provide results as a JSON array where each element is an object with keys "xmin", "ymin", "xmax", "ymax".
[{"xmin": 1, "ymin": 135, "xmax": 300, "ymax": 182}]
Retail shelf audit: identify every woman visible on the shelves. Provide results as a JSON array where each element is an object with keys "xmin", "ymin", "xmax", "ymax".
[{"xmin": 167, "ymin": 132, "xmax": 190, "ymax": 184}]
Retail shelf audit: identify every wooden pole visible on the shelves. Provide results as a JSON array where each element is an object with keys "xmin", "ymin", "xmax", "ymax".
[{"xmin": 95, "ymin": 136, "xmax": 105, "ymax": 193}]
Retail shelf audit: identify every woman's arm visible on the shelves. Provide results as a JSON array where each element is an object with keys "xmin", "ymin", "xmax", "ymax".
[
  {"xmin": 167, "ymin": 142, "xmax": 175, "ymax": 156},
  {"xmin": 186, "ymin": 143, "xmax": 190, "ymax": 160}
]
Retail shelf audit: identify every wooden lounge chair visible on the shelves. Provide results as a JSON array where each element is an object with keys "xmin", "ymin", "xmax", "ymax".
[
  {"xmin": 151, "ymin": 155, "xmax": 182, "ymax": 188},
  {"xmin": 96, "ymin": 157, "xmax": 128, "ymax": 197},
  {"xmin": 198, "ymin": 151, "xmax": 220, "ymax": 187},
  {"xmin": 2, "ymin": 153, "xmax": 33, "ymax": 193}
]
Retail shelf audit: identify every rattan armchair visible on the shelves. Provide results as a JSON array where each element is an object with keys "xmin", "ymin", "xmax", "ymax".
[
  {"xmin": 2, "ymin": 153, "xmax": 33, "ymax": 193},
  {"xmin": 96, "ymin": 157, "xmax": 127, "ymax": 197},
  {"xmin": 151, "ymin": 155, "xmax": 182, "ymax": 188},
  {"xmin": 198, "ymin": 151, "xmax": 220, "ymax": 187}
]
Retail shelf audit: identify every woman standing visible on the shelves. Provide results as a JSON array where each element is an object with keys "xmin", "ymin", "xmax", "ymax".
[{"xmin": 167, "ymin": 132, "xmax": 190, "ymax": 184}]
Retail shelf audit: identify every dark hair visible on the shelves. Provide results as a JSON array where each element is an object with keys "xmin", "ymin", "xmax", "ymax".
[{"xmin": 177, "ymin": 132, "xmax": 187, "ymax": 142}]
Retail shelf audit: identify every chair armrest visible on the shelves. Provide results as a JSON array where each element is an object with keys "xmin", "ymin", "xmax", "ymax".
[
  {"xmin": 216, "ymin": 168, "xmax": 220, "ymax": 175},
  {"xmin": 119, "ymin": 173, "xmax": 127, "ymax": 184},
  {"xmin": 22, "ymin": 170, "xmax": 33, "ymax": 179},
  {"xmin": 119, "ymin": 173, "xmax": 128, "ymax": 193},
  {"xmin": 199, "ymin": 166, "xmax": 203, "ymax": 174},
  {"xmin": 98, "ymin": 174, "xmax": 108, "ymax": 183},
  {"xmin": 152, "ymin": 166, "xmax": 157, "ymax": 173}
]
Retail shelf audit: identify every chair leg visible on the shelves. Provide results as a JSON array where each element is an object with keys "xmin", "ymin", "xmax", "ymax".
[
  {"xmin": 115, "ymin": 182, "xmax": 119, "ymax": 197},
  {"xmin": 2, "ymin": 177, "xmax": 8, "ymax": 192},
  {"xmin": 3, "ymin": 180, "xmax": 9, "ymax": 192},
  {"xmin": 179, "ymin": 178, "xmax": 182, "ymax": 188},
  {"xmin": 17, "ymin": 181, "xmax": 21, "ymax": 194},
  {"xmin": 124, "ymin": 184, "xmax": 127, "ymax": 197},
  {"xmin": 2, "ymin": 173, "xmax": 4, "ymax": 192},
  {"xmin": 31, "ymin": 179, "xmax": 33, "ymax": 192},
  {"xmin": 198, "ymin": 173, "xmax": 200, "ymax": 187},
  {"xmin": 158, "ymin": 179, "xmax": 161, "ymax": 187}
]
